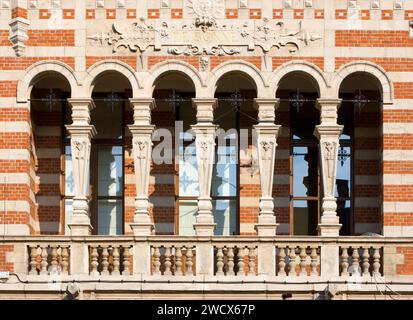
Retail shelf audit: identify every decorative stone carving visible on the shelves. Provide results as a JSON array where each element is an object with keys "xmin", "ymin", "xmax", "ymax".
[
  {"xmin": 128, "ymin": 98, "xmax": 156, "ymax": 236},
  {"xmin": 66, "ymin": 99, "xmax": 97, "ymax": 236},
  {"xmin": 199, "ymin": 56, "xmax": 209, "ymax": 71},
  {"xmin": 253, "ymin": 99, "xmax": 281, "ymax": 236},
  {"xmin": 9, "ymin": 17, "xmax": 30, "ymax": 57},
  {"xmin": 314, "ymin": 99, "xmax": 344, "ymax": 237},
  {"xmin": 88, "ymin": 18, "xmax": 322, "ymax": 56}
]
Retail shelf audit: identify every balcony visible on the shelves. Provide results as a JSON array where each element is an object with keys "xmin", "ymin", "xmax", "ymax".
[{"xmin": 1, "ymin": 236, "xmax": 412, "ymax": 299}]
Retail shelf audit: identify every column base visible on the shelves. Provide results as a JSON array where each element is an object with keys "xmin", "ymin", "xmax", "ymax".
[
  {"xmin": 255, "ymin": 223, "xmax": 279, "ymax": 236},
  {"xmin": 317, "ymin": 223, "xmax": 342, "ymax": 237},
  {"xmin": 68, "ymin": 223, "xmax": 92, "ymax": 236},
  {"xmin": 130, "ymin": 223, "xmax": 154, "ymax": 236},
  {"xmin": 193, "ymin": 223, "xmax": 216, "ymax": 236}
]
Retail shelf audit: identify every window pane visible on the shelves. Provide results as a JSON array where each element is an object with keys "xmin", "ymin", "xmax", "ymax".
[
  {"xmin": 64, "ymin": 199, "xmax": 73, "ymax": 235},
  {"xmin": 335, "ymin": 146, "xmax": 351, "ymax": 198},
  {"xmin": 65, "ymin": 145, "xmax": 74, "ymax": 196},
  {"xmin": 212, "ymin": 145, "xmax": 237, "ymax": 197},
  {"xmin": 91, "ymin": 100, "xmax": 123, "ymax": 139},
  {"xmin": 179, "ymin": 145, "xmax": 199, "ymax": 197},
  {"xmin": 178, "ymin": 200, "xmax": 197, "ymax": 236},
  {"xmin": 97, "ymin": 199, "xmax": 122, "ymax": 235},
  {"xmin": 213, "ymin": 200, "xmax": 237, "ymax": 236},
  {"xmin": 293, "ymin": 146, "xmax": 318, "ymax": 197},
  {"xmin": 98, "ymin": 146, "xmax": 123, "ymax": 197},
  {"xmin": 293, "ymin": 200, "xmax": 318, "ymax": 236}
]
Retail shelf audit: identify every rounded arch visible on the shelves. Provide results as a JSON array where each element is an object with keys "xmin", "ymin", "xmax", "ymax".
[
  {"xmin": 333, "ymin": 60, "xmax": 393, "ymax": 103},
  {"xmin": 84, "ymin": 60, "xmax": 140, "ymax": 97},
  {"xmin": 209, "ymin": 60, "xmax": 268, "ymax": 97},
  {"xmin": 17, "ymin": 60, "xmax": 80, "ymax": 102},
  {"xmin": 144, "ymin": 60, "xmax": 204, "ymax": 96},
  {"xmin": 270, "ymin": 60, "xmax": 329, "ymax": 97}
]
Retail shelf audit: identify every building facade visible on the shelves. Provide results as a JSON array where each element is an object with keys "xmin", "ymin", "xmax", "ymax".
[{"xmin": 0, "ymin": 0, "xmax": 413, "ymax": 299}]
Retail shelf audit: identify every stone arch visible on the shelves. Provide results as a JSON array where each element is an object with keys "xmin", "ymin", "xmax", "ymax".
[
  {"xmin": 17, "ymin": 60, "xmax": 80, "ymax": 102},
  {"xmin": 270, "ymin": 60, "xmax": 329, "ymax": 97},
  {"xmin": 84, "ymin": 60, "xmax": 140, "ymax": 97},
  {"xmin": 144, "ymin": 60, "xmax": 204, "ymax": 97},
  {"xmin": 209, "ymin": 60, "xmax": 268, "ymax": 97},
  {"xmin": 333, "ymin": 60, "xmax": 393, "ymax": 103}
]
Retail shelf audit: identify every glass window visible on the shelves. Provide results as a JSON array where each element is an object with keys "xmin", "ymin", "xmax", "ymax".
[
  {"xmin": 293, "ymin": 200, "xmax": 318, "ymax": 236},
  {"xmin": 336, "ymin": 146, "xmax": 351, "ymax": 198},
  {"xmin": 178, "ymin": 200, "xmax": 198, "ymax": 236},
  {"xmin": 212, "ymin": 144, "xmax": 237, "ymax": 197},
  {"xmin": 179, "ymin": 144, "xmax": 199, "ymax": 197},
  {"xmin": 97, "ymin": 199, "xmax": 123, "ymax": 235},
  {"xmin": 213, "ymin": 200, "xmax": 237, "ymax": 236},
  {"xmin": 97, "ymin": 146, "xmax": 123, "ymax": 197}
]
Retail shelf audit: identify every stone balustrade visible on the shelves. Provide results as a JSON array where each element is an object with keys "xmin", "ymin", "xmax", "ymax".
[{"xmin": 0, "ymin": 236, "xmax": 411, "ymax": 298}]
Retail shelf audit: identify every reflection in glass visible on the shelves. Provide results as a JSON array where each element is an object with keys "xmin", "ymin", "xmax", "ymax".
[
  {"xmin": 98, "ymin": 146, "xmax": 123, "ymax": 197},
  {"xmin": 178, "ymin": 200, "xmax": 198, "ymax": 236},
  {"xmin": 336, "ymin": 146, "xmax": 351, "ymax": 198},
  {"xmin": 293, "ymin": 146, "xmax": 318, "ymax": 197},
  {"xmin": 212, "ymin": 145, "xmax": 237, "ymax": 197},
  {"xmin": 97, "ymin": 199, "xmax": 122, "ymax": 235},
  {"xmin": 213, "ymin": 200, "xmax": 237, "ymax": 236},
  {"xmin": 179, "ymin": 144, "xmax": 199, "ymax": 197}
]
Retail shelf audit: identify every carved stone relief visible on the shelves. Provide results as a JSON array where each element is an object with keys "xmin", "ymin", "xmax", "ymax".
[{"xmin": 88, "ymin": 16, "xmax": 322, "ymax": 56}]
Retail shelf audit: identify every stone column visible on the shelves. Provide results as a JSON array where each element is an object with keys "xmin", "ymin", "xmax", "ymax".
[
  {"xmin": 191, "ymin": 98, "xmax": 218, "ymax": 236},
  {"xmin": 253, "ymin": 99, "xmax": 281, "ymax": 236},
  {"xmin": 128, "ymin": 98, "xmax": 156, "ymax": 236},
  {"xmin": 66, "ymin": 98, "xmax": 96, "ymax": 236},
  {"xmin": 314, "ymin": 99, "xmax": 344, "ymax": 236}
]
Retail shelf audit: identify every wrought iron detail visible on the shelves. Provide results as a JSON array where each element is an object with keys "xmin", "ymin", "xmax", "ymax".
[
  {"xmin": 103, "ymin": 91, "xmax": 123, "ymax": 111},
  {"xmin": 290, "ymin": 89, "xmax": 306, "ymax": 112},
  {"xmin": 353, "ymin": 89, "xmax": 369, "ymax": 113},
  {"xmin": 228, "ymin": 90, "xmax": 244, "ymax": 111},
  {"xmin": 41, "ymin": 88, "xmax": 60, "ymax": 112},
  {"xmin": 165, "ymin": 90, "xmax": 184, "ymax": 111},
  {"xmin": 338, "ymin": 146, "xmax": 350, "ymax": 167}
]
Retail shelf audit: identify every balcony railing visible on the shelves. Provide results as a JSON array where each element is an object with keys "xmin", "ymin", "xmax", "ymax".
[{"xmin": 1, "ymin": 236, "xmax": 413, "ymax": 298}]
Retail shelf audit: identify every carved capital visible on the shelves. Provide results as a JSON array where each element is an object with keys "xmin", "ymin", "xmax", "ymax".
[
  {"xmin": 316, "ymin": 98, "xmax": 342, "ymax": 126},
  {"xmin": 254, "ymin": 98, "xmax": 280, "ymax": 123},
  {"xmin": 129, "ymin": 98, "xmax": 155, "ymax": 125},
  {"xmin": 68, "ymin": 98, "xmax": 96, "ymax": 126},
  {"xmin": 192, "ymin": 98, "xmax": 217, "ymax": 123}
]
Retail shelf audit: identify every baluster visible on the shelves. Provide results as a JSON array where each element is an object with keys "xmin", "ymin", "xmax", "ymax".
[
  {"xmin": 40, "ymin": 246, "xmax": 49, "ymax": 275},
  {"xmin": 185, "ymin": 247, "xmax": 194, "ymax": 276},
  {"xmin": 90, "ymin": 246, "xmax": 99, "ymax": 276},
  {"xmin": 351, "ymin": 247, "xmax": 360, "ymax": 276},
  {"xmin": 248, "ymin": 247, "xmax": 255, "ymax": 276},
  {"xmin": 299, "ymin": 247, "xmax": 307, "ymax": 276},
  {"xmin": 341, "ymin": 247, "xmax": 349, "ymax": 276},
  {"xmin": 310, "ymin": 247, "xmax": 318, "ymax": 276},
  {"xmin": 288, "ymin": 246, "xmax": 297, "ymax": 276},
  {"xmin": 112, "ymin": 246, "xmax": 120, "ymax": 276},
  {"xmin": 164, "ymin": 247, "xmax": 172, "ymax": 275},
  {"xmin": 175, "ymin": 246, "xmax": 183, "ymax": 276},
  {"xmin": 278, "ymin": 247, "xmax": 286, "ymax": 276},
  {"xmin": 153, "ymin": 246, "xmax": 161, "ymax": 275},
  {"xmin": 101, "ymin": 246, "xmax": 109, "ymax": 275},
  {"xmin": 61, "ymin": 246, "xmax": 69, "ymax": 275},
  {"xmin": 216, "ymin": 247, "xmax": 224, "ymax": 276},
  {"xmin": 373, "ymin": 247, "xmax": 381, "ymax": 275},
  {"xmin": 237, "ymin": 246, "xmax": 245, "ymax": 276},
  {"xmin": 362, "ymin": 247, "xmax": 370, "ymax": 276},
  {"xmin": 50, "ymin": 246, "xmax": 58, "ymax": 274},
  {"xmin": 29, "ymin": 245, "xmax": 39, "ymax": 275},
  {"xmin": 227, "ymin": 247, "xmax": 235, "ymax": 276},
  {"xmin": 122, "ymin": 246, "xmax": 131, "ymax": 276}
]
